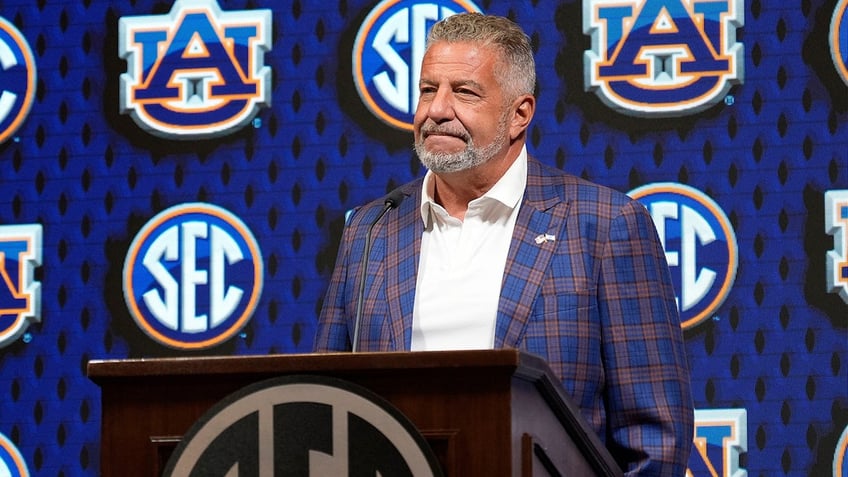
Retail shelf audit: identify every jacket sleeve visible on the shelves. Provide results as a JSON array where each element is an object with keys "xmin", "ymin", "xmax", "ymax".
[
  {"xmin": 599, "ymin": 199, "xmax": 694, "ymax": 476},
  {"xmin": 313, "ymin": 211, "xmax": 360, "ymax": 352}
]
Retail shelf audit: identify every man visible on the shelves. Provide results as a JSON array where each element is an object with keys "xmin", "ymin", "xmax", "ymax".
[{"xmin": 315, "ymin": 12, "xmax": 693, "ymax": 476}]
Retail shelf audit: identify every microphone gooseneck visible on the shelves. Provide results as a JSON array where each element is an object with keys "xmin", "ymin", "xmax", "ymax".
[{"xmin": 351, "ymin": 190, "xmax": 405, "ymax": 352}]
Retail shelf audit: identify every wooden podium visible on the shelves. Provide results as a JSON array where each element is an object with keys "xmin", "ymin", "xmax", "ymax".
[{"xmin": 88, "ymin": 349, "xmax": 622, "ymax": 476}]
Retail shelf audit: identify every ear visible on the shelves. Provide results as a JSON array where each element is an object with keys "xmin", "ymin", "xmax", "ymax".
[{"xmin": 509, "ymin": 94, "xmax": 536, "ymax": 140}]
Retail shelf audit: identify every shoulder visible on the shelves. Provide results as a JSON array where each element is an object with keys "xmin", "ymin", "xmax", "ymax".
[
  {"xmin": 346, "ymin": 179, "xmax": 424, "ymax": 229},
  {"xmin": 526, "ymin": 156, "xmax": 639, "ymax": 214}
]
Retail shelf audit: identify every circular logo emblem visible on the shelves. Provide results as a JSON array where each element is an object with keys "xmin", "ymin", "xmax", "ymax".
[
  {"xmin": 836, "ymin": 425, "xmax": 848, "ymax": 477},
  {"xmin": 123, "ymin": 203, "xmax": 263, "ymax": 349},
  {"xmin": 629, "ymin": 183, "xmax": 738, "ymax": 329},
  {"xmin": 0, "ymin": 432, "xmax": 28, "ymax": 477},
  {"xmin": 352, "ymin": 0, "xmax": 482, "ymax": 130},
  {"xmin": 832, "ymin": 0, "xmax": 848, "ymax": 85},
  {"xmin": 164, "ymin": 375, "xmax": 443, "ymax": 476},
  {"xmin": 0, "ymin": 17, "xmax": 36, "ymax": 143}
]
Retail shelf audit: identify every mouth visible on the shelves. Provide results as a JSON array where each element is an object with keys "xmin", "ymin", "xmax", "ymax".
[{"xmin": 420, "ymin": 125, "xmax": 469, "ymax": 142}]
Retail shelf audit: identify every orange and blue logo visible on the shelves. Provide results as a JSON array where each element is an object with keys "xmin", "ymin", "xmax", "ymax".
[
  {"xmin": 825, "ymin": 190, "xmax": 848, "ymax": 304},
  {"xmin": 353, "ymin": 0, "xmax": 482, "ymax": 130},
  {"xmin": 118, "ymin": 0, "xmax": 272, "ymax": 139},
  {"xmin": 629, "ymin": 183, "xmax": 738, "ymax": 330},
  {"xmin": 123, "ymin": 203, "xmax": 263, "ymax": 350},
  {"xmin": 0, "ymin": 431, "xmax": 28, "ymax": 477},
  {"xmin": 832, "ymin": 0, "xmax": 848, "ymax": 85},
  {"xmin": 0, "ymin": 224, "xmax": 42, "ymax": 349},
  {"xmin": 0, "ymin": 17, "xmax": 36, "ymax": 144},
  {"xmin": 686, "ymin": 409, "xmax": 747, "ymax": 477},
  {"xmin": 835, "ymin": 425, "xmax": 848, "ymax": 477},
  {"xmin": 583, "ymin": 0, "xmax": 744, "ymax": 117}
]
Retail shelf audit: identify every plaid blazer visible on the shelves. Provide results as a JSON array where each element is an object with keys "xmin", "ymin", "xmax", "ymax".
[{"xmin": 314, "ymin": 156, "xmax": 693, "ymax": 476}]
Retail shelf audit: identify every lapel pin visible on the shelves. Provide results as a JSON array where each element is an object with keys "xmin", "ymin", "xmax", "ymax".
[{"xmin": 534, "ymin": 233, "xmax": 556, "ymax": 244}]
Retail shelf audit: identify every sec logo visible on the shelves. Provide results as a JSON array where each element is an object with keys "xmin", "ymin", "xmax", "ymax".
[
  {"xmin": 0, "ymin": 17, "xmax": 36, "ymax": 144},
  {"xmin": 832, "ymin": 0, "xmax": 848, "ymax": 85},
  {"xmin": 835, "ymin": 425, "xmax": 848, "ymax": 477},
  {"xmin": 629, "ymin": 183, "xmax": 738, "ymax": 329},
  {"xmin": 0, "ymin": 432, "xmax": 28, "ymax": 477},
  {"xmin": 123, "ymin": 203, "xmax": 263, "ymax": 349},
  {"xmin": 352, "ymin": 0, "xmax": 482, "ymax": 130},
  {"xmin": 164, "ymin": 375, "xmax": 443, "ymax": 476}
]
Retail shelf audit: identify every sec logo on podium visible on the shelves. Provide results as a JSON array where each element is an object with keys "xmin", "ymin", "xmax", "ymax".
[{"xmin": 163, "ymin": 375, "xmax": 443, "ymax": 476}]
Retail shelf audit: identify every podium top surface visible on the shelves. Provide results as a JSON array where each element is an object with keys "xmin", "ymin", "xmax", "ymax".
[{"xmin": 86, "ymin": 349, "xmax": 552, "ymax": 382}]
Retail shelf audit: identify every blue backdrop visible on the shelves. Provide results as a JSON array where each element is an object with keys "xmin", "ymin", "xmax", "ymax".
[{"xmin": 0, "ymin": 0, "xmax": 845, "ymax": 475}]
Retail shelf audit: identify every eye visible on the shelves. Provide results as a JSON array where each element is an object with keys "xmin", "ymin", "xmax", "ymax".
[{"xmin": 455, "ymin": 87, "xmax": 480, "ymax": 98}]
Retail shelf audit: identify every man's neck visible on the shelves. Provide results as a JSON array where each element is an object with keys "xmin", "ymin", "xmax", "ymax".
[{"xmin": 431, "ymin": 144, "xmax": 524, "ymax": 220}]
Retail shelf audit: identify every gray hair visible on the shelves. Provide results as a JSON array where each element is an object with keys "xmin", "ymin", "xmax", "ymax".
[{"xmin": 426, "ymin": 13, "xmax": 536, "ymax": 100}]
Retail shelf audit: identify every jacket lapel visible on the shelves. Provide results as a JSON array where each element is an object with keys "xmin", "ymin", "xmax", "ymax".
[
  {"xmin": 384, "ymin": 182, "xmax": 423, "ymax": 350},
  {"xmin": 495, "ymin": 158, "xmax": 571, "ymax": 348},
  {"xmin": 381, "ymin": 159, "xmax": 569, "ymax": 350}
]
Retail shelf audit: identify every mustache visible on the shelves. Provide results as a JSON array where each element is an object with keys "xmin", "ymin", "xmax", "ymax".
[{"xmin": 419, "ymin": 123, "xmax": 471, "ymax": 142}]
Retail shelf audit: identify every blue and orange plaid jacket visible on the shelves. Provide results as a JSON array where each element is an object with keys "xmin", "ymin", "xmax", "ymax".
[{"xmin": 315, "ymin": 156, "xmax": 694, "ymax": 476}]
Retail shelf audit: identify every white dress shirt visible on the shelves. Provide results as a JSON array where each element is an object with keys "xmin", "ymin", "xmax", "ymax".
[{"xmin": 411, "ymin": 148, "xmax": 528, "ymax": 350}]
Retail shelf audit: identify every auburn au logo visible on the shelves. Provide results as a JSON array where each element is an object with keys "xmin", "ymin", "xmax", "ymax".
[
  {"xmin": 686, "ymin": 409, "xmax": 747, "ymax": 477},
  {"xmin": 0, "ymin": 224, "xmax": 42, "ymax": 349},
  {"xmin": 118, "ymin": 0, "xmax": 272, "ymax": 139},
  {"xmin": 825, "ymin": 190, "xmax": 848, "ymax": 304},
  {"xmin": 583, "ymin": 0, "xmax": 744, "ymax": 117}
]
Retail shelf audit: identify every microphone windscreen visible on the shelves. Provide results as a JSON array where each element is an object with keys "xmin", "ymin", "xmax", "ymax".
[{"xmin": 384, "ymin": 188, "xmax": 406, "ymax": 209}]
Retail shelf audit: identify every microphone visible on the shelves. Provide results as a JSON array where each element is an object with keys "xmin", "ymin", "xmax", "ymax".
[{"xmin": 351, "ymin": 189, "xmax": 405, "ymax": 352}]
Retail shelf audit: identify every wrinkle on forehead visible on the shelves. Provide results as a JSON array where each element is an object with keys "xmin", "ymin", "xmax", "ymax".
[{"xmin": 419, "ymin": 42, "xmax": 500, "ymax": 89}]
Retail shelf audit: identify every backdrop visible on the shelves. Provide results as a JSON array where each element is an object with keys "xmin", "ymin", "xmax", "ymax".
[{"xmin": 0, "ymin": 0, "xmax": 845, "ymax": 475}]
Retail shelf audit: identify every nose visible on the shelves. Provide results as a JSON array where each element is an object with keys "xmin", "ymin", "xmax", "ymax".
[{"xmin": 422, "ymin": 86, "xmax": 455, "ymax": 123}]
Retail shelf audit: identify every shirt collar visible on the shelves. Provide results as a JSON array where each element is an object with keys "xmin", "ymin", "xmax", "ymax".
[{"xmin": 419, "ymin": 146, "xmax": 528, "ymax": 225}]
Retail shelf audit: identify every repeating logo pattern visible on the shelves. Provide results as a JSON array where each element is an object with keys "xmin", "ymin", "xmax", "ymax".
[
  {"xmin": 118, "ymin": 0, "xmax": 272, "ymax": 139},
  {"xmin": 629, "ymin": 183, "xmax": 738, "ymax": 329},
  {"xmin": 0, "ymin": 2, "xmax": 840, "ymax": 476},
  {"xmin": 123, "ymin": 203, "xmax": 263, "ymax": 349},
  {"xmin": 164, "ymin": 376, "xmax": 443, "ymax": 476},
  {"xmin": 583, "ymin": 0, "xmax": 744, "ymax": 116},
  {"xmin": 0, "ymin": 432, "xmax": 28, "ymax": 477},
  {"xmin": 832, "ymin": 0, "xmax": 848, "ymax": 85},
  {"xmin": 352, "ymin": 0, "xmax": 482, "ymax": 130},
  {"xmin": 0, "ymin": 16, "xmax": 36, "ymax": 144},
  {"xmin": 0, "ymin": 224, "xmax": 42, "ymax": 349},
  {"xmin": 825, "ymin": 190, "xmax": 848, "ymax": 304},
  {"xmin": 687, "ymin": 409, "xmax": 747, "ymax": 477}
]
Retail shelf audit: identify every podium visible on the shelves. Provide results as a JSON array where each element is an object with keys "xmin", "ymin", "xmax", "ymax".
[{"xmin": 88, "ymin": 349, "xmax": 622, "ymax": 476}]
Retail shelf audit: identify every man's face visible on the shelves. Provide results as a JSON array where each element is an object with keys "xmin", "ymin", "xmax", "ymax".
[{"xmin": 413, "ymin": 41, "xmax": 510, "ymax": 173}]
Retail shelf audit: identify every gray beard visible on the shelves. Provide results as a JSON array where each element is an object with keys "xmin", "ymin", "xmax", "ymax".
[{"xmin": 414, "ymin": 120, "xmax": 508, "ymax": 174}]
